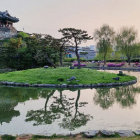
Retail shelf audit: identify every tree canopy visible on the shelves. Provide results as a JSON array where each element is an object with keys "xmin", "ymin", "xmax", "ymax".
[
  {"xmin": 94, "ymin": 24, "xmax": 115, "ymax": 65},
  {"xmin": 59, "ymin": 28, "xmax": 92, "ymax": 68},
  {"xmin": 115, "ymin": 27, "xmax": 138, "ymax": 65}
]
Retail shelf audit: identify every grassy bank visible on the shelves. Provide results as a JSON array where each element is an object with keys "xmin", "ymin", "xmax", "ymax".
[
  {"xmin": 0, "ymin": 67, "xmax": 136, "ymax": 85},
  {"xmin": 31, "ymin": 137, "xmax": 140, "ymax": 140},
  {"xmin": 2, "ymin": 135, "xmax": 140, "ymax": 140}
]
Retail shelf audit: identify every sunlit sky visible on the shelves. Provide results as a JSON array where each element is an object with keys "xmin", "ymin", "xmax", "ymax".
[{"xmin": 0, "ymin": 0, "xmax": 140, "ymax": 45}]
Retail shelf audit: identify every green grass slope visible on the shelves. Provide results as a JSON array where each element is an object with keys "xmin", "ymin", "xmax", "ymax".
[{"xmin": 0, "ymin": 67, "xmax": 136, "ymax": 85}]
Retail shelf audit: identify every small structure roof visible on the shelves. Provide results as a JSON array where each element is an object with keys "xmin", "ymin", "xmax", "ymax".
[{"xmin": 0, "ymin": 10, "xmax": 19, "ymax": 23}]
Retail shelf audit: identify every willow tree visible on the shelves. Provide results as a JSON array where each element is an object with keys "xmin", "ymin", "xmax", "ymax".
[
  {"xmin": 94, "ymin": 24, "xmax": 115, "ymax": 65},
  {"xmin": 116, "ymin": 27, "xmax": 137, "ymax": 65},
  {"xmin": 59, "ymin": 28, "xmax": 92, "ymax": 68}
]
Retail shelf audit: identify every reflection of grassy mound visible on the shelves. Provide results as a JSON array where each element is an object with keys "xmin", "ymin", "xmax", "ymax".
[{"xmin": 0, "ymin": 67, "xmax": 136, "ymax": 85}]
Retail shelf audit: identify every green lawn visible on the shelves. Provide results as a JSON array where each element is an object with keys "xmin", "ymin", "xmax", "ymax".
[{"xmin": 0, "ymin": 67, "xmax": 136, "ymax": 85}]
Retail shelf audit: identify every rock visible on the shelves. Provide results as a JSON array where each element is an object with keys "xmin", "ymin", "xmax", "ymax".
[
  {"xmin": 116, "ymin": 130, "xmax": 135, "ymax": 137},
  {"xmin": 14, "ymin": 83, "xmax": 24, "ymax": 86},
  {"xmin": 83, "ymin": 130, "xmax": 99, "ymax": 138},
  {"xmin": 7, "ymin": 82, "xmax": 15, "ymax": 85},
  {"xmin": 17, "ymin": 134, "xmax": 32, "ymax": 140},
  {"xmin": 44, "ymin": 65, "xmax": 49, "ymax": 69},
  {"xmin": 107, "ymin": 83, "xmax": 113, "ymax": 86},
  {"xmin": 100, "ymin": 130, "xmax": 115, "ymax": 136},
  {"xmin": 73, "ymin": 85, "xmax": 80, "ymax": 88},
  {"xmin": 78, "ymin": 84, "xmax": 83, "ymax": 87},
  {"xmin": 1, "ymin": 81, "xmax": 8, "ymax": 85},
  {"xmin": 67, "ymin": 85, "xmax": 74, "ymax": 88},
  {"xmin": 23, "ymin": 83, "xmax": 30, "ymax": 87},
  {"xmin": 61, "ymin": 84, "xmax": 67, "ymax": 88},
  {"xmin": 112, "ymin": 77, "xmax": 120, "ymax": 81},
  {"xmin": 134, "ymin": 130, "xmax": 140, "ymax": 135},
  {"xmin": 67, "ymin": 76, "xmax": 76, "ymax": 81},
  {"xmin": 118, "ymin": 71, "xmax": 124, "ymax": 76},
  {"xmin": 31, "ymin": 84, "xmax": 39, "ymax": 87},
  {"xmin": 70, "ymin": 66, "xmax": 75, "ymax": 69}
]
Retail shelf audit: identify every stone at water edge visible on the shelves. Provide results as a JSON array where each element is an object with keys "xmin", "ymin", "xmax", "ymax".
[
  {"xmin": 100, "ymin": 130, "xmax": 116, "ymax": 136},
  {"xmin": 83, "ymin": 130, "xmax": 99, "ymax": 138},
  {"xmin": 116, "ymin": 130, "xmax": 135, "ymax": 137},
  {"xmin": 134, "ymin": 130, "xmax": 140, "ymax": 135}
]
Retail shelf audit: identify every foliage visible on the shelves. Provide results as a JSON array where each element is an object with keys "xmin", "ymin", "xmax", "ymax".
[
  {"xmin": 94, "ymin": 24, "xmax": 115, "ymax": 65},
  {"xmin": 17, "ymin": 31, "xmax": 29, "ymax": 38},
  {"xmin": 59, "ymin": 28, "xmax": 92, "ymax": 68},
  {"xmin": 0, "ymin": 33, "xmax": 60, "ymax": 69},
  {"xmin": 115, "ymin": 27, "xmax": 138, "ymax": 65},
  {"xmin": 64, "ymin": 57, "xmax": 87, "ymax": 62},
  {"xmin": 1, "ymin": 135, "xmax": 16, "ymax": 140}
]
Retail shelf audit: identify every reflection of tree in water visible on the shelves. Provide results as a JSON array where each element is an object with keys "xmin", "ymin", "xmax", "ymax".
[
  {"xmin": 94, "ymin": 85, "xmax": 140, "ymax": 109},
  {"xmin": 115, "ymin": 86, "xmax": 136, "ymax": 108},
  {"xmin": 26, "ymin": 89, "xmax": 93, "ymax": 130},
  {"xmin": 94, "ymin": 88, "xmax": 115, "ymax": 109},
  {"xmin": 0, "ymin": 99, "xmax": 19, "ymax": 125},
  {"xmin": 59, "ymin": 90, "xmax": 92, "ymax": 130},
  {"xmin": 26, "ymin": 89, "xmax": 60, "ymax": 125},
  {"xmin": 0, "ymin": 87, "xmax": 40, "ymax": 125}
]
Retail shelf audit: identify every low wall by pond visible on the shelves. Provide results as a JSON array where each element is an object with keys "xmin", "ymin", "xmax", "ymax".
[
  {"xmin": 0, "ymin": 79, "xmax": 137, "ymax": 88},
  {"xmin": 2, "ymin": 130, "xmax": 140, "ymax": 139}
]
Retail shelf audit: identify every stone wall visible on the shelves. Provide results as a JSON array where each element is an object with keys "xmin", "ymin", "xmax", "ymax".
[{"xmin": 0, "ymin": 27, "xmax": 17, "ymax": 40}]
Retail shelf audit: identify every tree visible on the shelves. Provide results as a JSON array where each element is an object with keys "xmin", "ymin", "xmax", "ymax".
[
  {"xmin": 30, "ymin": 34, "xmax": 59, "ymax": 68},
  {"xmin": 59, "ymin": 28, "xmax": 92, "ymax": 68},
  {"xmin": 115, "ymin": 27, "xmax": 137, "ymax": 65},
  {"xmin": 57, "ymin": 37, "xmax": 70, "ymax": 66},
  {"xmin": 94, "ymin": 24, "xmax": 115, "ymax": 65}
]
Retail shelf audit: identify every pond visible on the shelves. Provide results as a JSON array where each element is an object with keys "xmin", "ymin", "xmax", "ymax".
[{"xmin": 0, "ymin": 71, "xmax": 140, "ymax": 136}]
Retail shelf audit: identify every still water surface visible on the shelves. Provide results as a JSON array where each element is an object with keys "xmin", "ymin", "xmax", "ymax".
[{"xmin": 0, "ymin": 71, "xmax": 140, "ymax": 135}]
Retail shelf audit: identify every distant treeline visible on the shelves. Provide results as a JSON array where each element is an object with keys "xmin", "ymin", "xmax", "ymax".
[{"xmin": 0, "ymin": 25, "xmax": 140, "ymax": 70}]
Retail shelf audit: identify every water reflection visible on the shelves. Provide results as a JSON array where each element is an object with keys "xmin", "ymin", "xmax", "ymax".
[
  {"xmin": 94, "ymin": 85, "xmax": 139, "ymax": 109},
  {"xmin": 59, "ymin": 90, "xmax": 92, "ymax": 130},
  {"xmin": 94, "ymin": 88, "xmax": 115, "ymax": 109},
  {"xmin": 0, "ymin": 87, "xmax": 40, "ymax": 125},
  {"xmin": 26, "ymin": 89, "xmax": 92, "ymax": 130},
  {"xmin": 0, "ymin": 81, "xmax": 140, "ymax": 133}
]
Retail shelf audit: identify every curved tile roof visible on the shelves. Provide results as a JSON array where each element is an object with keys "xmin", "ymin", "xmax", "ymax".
[{"xmin": 0, "ymin": 10, "xmax": 19, "ymax": 23}]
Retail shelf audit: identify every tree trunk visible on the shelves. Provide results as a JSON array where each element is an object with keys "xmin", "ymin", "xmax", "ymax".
[
  {"xmin": 127, "ymin": 57, "xmax": 131, "ymax": 65},
  {"xmin": 74, "ymin": 90, "xmax": 81, "ymax": 119},
  {"xmin": 103, "ymin": 55, "xmax": 106, "ymax": 67},
  {"xmin": 59, "ymin": 47, "xmax": 63, "ymax": 66},
  {"xmin": 74, "ymin": 38, "xmax": 81, "ymax": 69},
  {"xmin": 45, "ymin": 90, "xmax": 55, "ymax": 112},
  {"xmin": 75, "ymin": 45, "xmax": 81, "ymax": 69},
  {"xmin": 46, "ymin": 53, "xmax": 56, "ymax": 68}
]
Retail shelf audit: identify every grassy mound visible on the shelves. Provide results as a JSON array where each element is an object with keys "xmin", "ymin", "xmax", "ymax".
[{"xmin": 0, "ymin": 67, "xmax": 136, "ymax": 85}]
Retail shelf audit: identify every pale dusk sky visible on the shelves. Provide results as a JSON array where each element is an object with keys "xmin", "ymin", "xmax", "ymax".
[{"xmin": 0, "ymin": 0, "xmax": 140, "ymax": 45}]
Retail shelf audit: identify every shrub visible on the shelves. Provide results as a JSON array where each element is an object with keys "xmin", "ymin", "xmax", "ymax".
[{"xmin": 107, "ymin": 62, "xmax": 125, "ymax": 67}]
